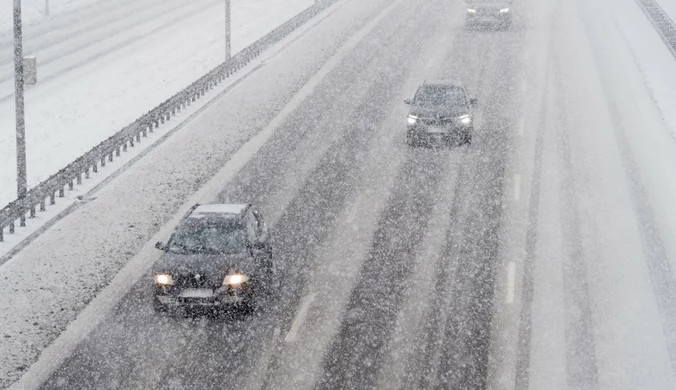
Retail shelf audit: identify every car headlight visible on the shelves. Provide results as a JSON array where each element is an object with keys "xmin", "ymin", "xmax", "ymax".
[
  {"xmin": 500, "ymin": 8, "xmax": 510, "ymax": 13},
  {"xmin": 467, "ymin": 8, "xmax": 477, "ymax": 13},
  {"xmin": 154, "ymin": 273, "xmax": 174, "ymax": 285},
  {"xmin": 407, "ymin": 114, "xmax": 419, "ymax": 126},
  {"xmin": 223, "ymin": 273, "xmax": 249, "ymax": 286},
  {"xmin": 457, "ymin": 115, "xmax": 472, "ymax": 125}
]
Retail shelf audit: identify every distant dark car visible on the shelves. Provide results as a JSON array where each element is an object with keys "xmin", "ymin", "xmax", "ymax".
[
  {"xmin": 405, "ymin": 79, "xmax": 477, "ymax": 146},
  {"xmin": 465, "ymin": 0, "xmax": 512, "ymax": 29},
  {"xmin": 152, "ymin": 203, "xmax": 273, "ymax": 314}
]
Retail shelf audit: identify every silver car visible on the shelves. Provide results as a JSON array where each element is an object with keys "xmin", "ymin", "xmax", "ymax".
[{"xmin": 465, "ymin": 0, "xmax": 512, "ymax": 29}]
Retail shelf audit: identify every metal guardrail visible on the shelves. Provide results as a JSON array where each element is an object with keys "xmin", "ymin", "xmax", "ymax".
[
  {"xmin": 636, "ymin": 0, "xmax": 676, "ymax": 58},
  {"xmin": 0, "ymin": 0, "xmax": 338, "ymax": 242}
]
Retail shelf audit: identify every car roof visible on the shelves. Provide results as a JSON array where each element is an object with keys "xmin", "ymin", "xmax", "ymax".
[
  {"xmin": 180, "ymin": 203, "xmax": 250, "ymax": 225},
  {"xmin": 422, "ymin": 78, "xmax": 463, "ymax": 88},
  {"xmin": 193, "ymin": 204, "xmax": 249, "ymax": 215}
]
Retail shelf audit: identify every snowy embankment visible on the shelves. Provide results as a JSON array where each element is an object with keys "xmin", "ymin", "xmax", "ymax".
[
  {"xmin": 0, "ymin": 0, "xmax": 313, "ymax": 207},
  {"xmin": 0, "ymin": 0, "xmax": 101, "ymax": 31},
  {"xmin": 655, "ymin": 0, "xmax": 676, "ymax": 24}
]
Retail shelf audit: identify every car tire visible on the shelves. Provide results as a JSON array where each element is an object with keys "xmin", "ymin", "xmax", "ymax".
[{"xmin": 463, "ymin": 131, "xmax": 473, "ymax": 146}]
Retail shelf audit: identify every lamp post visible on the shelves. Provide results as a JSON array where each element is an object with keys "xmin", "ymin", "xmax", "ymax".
[
  {"xmin": 225, "ymin": 0, "xmax": 231, "ymax": 60},
  {"xmin": 14, "ymin": 0, "xmax": 27, "ymax": 226}
]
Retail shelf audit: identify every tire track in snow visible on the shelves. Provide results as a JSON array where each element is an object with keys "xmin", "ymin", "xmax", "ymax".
[{"xmin": 554, "ymin": 46, "xmax": 599, "ymax": 388}]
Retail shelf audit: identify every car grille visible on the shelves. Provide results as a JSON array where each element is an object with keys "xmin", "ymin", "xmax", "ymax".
[
  {"xmin": 477, "ymin": 8, "xmax": 498, "ymax": 15},
  {"xmin": 175, "ymin": 273, "xmax": 211, "ymax": 288},
  {"xmin": 419, "ymin": 117, "xmax": 454, "ymax": 126}
]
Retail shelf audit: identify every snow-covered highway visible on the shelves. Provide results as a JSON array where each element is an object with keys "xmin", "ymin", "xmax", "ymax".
[{"xmin": 2, "ymin": 0, "xmax": 676, "ymax": 388}]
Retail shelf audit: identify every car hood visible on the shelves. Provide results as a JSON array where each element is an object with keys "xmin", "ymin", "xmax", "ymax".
[
  {"xmin": 410, "ymin": 105, "xmax": 468, "ymax": 119},
  {"xmin": 154, "ymin": 252, "xmax": 257, "ymax": 277}
]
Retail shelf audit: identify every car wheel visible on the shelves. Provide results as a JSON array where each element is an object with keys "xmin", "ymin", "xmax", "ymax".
[{"xmin": 463, "ymin": 131, "xmax": 473, "ymax": 146}]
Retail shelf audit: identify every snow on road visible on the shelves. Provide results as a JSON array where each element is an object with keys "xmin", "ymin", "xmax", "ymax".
[
  {"xmin": 0, "ymin": 0, "xmax": 312, "ymax": 206},
  {"xmin": 489, "ymin": 0, "xmax": 676, "ymax": 387}
]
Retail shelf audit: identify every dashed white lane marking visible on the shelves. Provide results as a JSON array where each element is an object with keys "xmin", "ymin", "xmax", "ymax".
[
  {"xmin": 513, "ymin": 174, "xmax": 521, "ymax": 201},
  {"xmin": 507, "ymin": 261, "xmax": 516, "ymax": 304},
  {"xmin": 285, "ymin": 292, "xmax": 317, "ymax": 343}
]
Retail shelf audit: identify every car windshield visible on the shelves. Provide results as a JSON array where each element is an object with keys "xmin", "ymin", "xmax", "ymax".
[
  {"xmin": 413, "ymin": 85, "xmax": 466, "ymax": 107},
  {"xmin": 167, "ymin": 224, "xmax": 247, "ymax": 255}
]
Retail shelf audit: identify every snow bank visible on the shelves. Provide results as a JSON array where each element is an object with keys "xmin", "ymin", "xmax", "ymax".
[
  {"xmin": 655, "ymin": 0, "xmax": 676, "ymax": 24},
  {"xmin": 0, "ymin": 0, "xmax": 103, "ymax": 32},
  {"xmin": 0, "ymin": 0, "xmax": 312, "ymax": 206}
]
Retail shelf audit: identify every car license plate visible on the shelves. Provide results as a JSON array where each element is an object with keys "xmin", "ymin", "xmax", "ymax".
[
  {"xmin": 428, "ymin": 126, "xmax": 446, "ymax": 133},
  {"xmin": 181, "ymin": 289, "xmax": 214, "ymax": 298}
]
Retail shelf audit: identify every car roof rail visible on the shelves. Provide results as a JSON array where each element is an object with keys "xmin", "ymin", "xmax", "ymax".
[
  {"xmin": 237, "ymin": 203, "xmax": 252, "ymax": 220},
  {"xmin": 182, "ymin": 203, "xmax": 201, "ymax": 219}
]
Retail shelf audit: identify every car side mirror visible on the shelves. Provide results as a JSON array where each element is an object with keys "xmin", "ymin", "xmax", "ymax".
[
  {"xmin": 404, "ymin": 99, "xmax": 412, "ymax": 105},
  {"xmin": 470, "ymin": 98, "xmax": 478, "ymax": 105},
  {"xmin": 155, "ymin": 242, "xmax": 166, "ymax": 251}
]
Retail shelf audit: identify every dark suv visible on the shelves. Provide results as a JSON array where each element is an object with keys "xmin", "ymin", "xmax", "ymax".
[
  {"xmin": 405, "ymin": 79, "xmax": 477, "ymax": 146},
  {"xmin": 152, "ymin": 203, "xmax": 273, "ymax": 314}
]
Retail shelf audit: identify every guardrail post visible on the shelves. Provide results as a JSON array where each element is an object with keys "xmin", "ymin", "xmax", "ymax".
[
  {"xmin": 100, "ymin": 156, "xmax": 105, "ymax": 167},
  {"xmin": 40, "ymin": 199, "xmax": 45, "ymax": 211},
  {"xmin": 116, "ymin": 147, "xmax": 121, "ymax": 156},
  {"xmin": 9, "ymin": 222, "xmax": 14, "ymax": 234},
  {"xmin": 85, "ymin": 167, "xmax": 89, "ymax": 179},
  {"xmin": 50, "ymin": 192, "xmax": 55, "ymax": 205},
  {"xmin": 69, "ymin": 180, "xmax": 73, "ymax": 190},
  {"xmin": 136, "ymin": 133, "xmax": 141, "ymax": 143},
  {"xmin": 30, "ymin": 205, "xmax": 35, "ymax": 218},
  {"xmin": 59, "ymin": 188, "xmax": 64, "ymax": 197},
  {"xmin": 77, "ymin": 172, "xmax": 82, "ymax": 184},
  {"xmin": 92, "ymin": 162, "xmax": 97, "ymax": 173},
  {"xmin": 0, "ymin": 227, "xmax": 3, "ymax": 241},
  {"xmin": 108, "ymin": 152, "xmax": 113, "ymax": 162},
  {"xmin": 122, "ymin": 142, "xmax": 127, "ymax": 152},
  {"xmin": 14, "ymin": 0, "xmax": 28, "ymax": 229}
]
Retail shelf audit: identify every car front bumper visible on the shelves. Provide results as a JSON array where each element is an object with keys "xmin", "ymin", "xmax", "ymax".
[
  {"xmin": 408, "ymin": 125, "xmax": 471, "ymax": 143},
  {"xmin": 466, "ymin": 12, "xmax": 511, "ymax": 24},
  {"xmin": 154, "ymin": 285, "xmax": 252, "ymax": 308}
]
